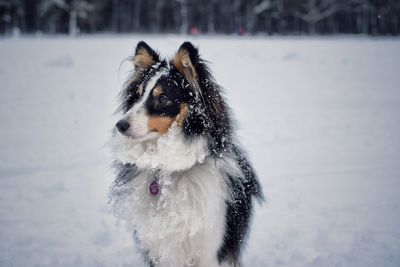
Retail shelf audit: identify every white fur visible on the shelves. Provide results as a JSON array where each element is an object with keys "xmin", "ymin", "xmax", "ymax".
[
  {"xmin": 112, "ymin": 153, "xmax": 241, "ymax": 267},
  {"xmin": 110, "ymin": 126, "xmax": 241, "ymax": 266},
  {"xmin": 110, "ymin": 124, "xmax": 209, "ymax": 173}
]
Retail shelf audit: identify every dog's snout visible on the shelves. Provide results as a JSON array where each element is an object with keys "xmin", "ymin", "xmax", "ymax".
[{"xmin": 116, "ymin": 120, "xmax": 130, "ymax": 134}]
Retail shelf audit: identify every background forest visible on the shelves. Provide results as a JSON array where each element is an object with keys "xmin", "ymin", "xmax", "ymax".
[{"xmin": 1, "ymin": 0, "xmax": 400, "ymax": 36}]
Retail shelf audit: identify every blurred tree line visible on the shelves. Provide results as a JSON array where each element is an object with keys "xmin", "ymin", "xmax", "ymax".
[{"xmin": 1, "ymin": 0, "xmax": 399, "ymax": 35}]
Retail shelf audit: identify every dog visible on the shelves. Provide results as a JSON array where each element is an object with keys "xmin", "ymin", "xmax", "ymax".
[{"xmin": 109, "ymin": 41, "xmax": 263, "ymax": 267}]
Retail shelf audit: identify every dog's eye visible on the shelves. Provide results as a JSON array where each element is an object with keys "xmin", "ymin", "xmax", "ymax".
[{"xmin": 159, "ymin": 95, "xmax": 168, "ymax": 104}]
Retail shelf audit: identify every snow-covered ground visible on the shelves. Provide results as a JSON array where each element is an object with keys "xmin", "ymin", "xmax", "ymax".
[{"xmin": 0, "ymin": 35, "xmax": 399, "ymax": 267}]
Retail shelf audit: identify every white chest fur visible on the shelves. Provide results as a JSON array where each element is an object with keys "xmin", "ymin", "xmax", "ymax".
[
  {"xmin": 110, "ymin": 124, "xmax": 209, "ymax": 173},
  {"xmin": 113, "ymin": 157, "xmax": 241, "ymax": 267},
  {"xmin": 110, "ymin": 126, "xmax": 241, "ymax": 266}
]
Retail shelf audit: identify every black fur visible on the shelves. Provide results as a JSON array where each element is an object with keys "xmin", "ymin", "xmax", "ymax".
[
  {"xmin": 144, "ymin": 73, "xmax": 191, "ymax": 117},
  {"xmin": 218, "ymin": 146, "xmax": 264, "ymax": 265},
  {"xmin": 173, "ymin": 42, "xmax": 232, "ymax": 155}
]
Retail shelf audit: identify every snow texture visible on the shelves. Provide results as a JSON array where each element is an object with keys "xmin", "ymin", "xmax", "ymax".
[{"xmin": 0, "ymin": 35, "xmax": 400, "ymax": 267}]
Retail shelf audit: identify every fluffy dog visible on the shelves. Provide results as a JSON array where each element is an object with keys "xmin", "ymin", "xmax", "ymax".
[{"xmin": 109, "ymin": 41, "xmax": 263, "ymax": 267}]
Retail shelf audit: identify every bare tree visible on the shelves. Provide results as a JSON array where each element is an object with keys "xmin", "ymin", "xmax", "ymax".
[
  {"xmin": 176, "ymin": 0, "xmax": 188, "ymax": 34},
  {"xmin": 0, "ymin": 0, "xmax": 23, "ymax": 35},
  {"xmin": 291, "ymin": 0, "xmax": 343, "ymax": 34},
  {"xmin": 40, "ymin": 0, "xmax": 92, "ymax": 36},
  {"xmin": 206, "ymin": 0, "xmax": 216, "ymax": 33},
  {"xmin": 1, "ymin": 0, "xmax": 400, "ymax": 35},
  {"xmin": 132, "ymin": 0, "xmax": 142, "ymax": 32}
]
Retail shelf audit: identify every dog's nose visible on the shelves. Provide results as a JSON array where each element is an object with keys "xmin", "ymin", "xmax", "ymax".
[{"xmin": 116, "ymin": 120, "xmax": 130, "ymax": 134}]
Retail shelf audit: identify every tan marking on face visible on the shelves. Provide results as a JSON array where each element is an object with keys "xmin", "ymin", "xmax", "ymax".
[
  {"xmin": 148, "ymin": 116, "xmax": 175, "ymax": 134},
  {"xmin": 176, "ymin": 103, "xmax": 189, "ymax": 126},
  {"xmin": 153, "ymin": 86, "xmax": 163, "ymax": 97},
  {"xmin": 134, "ymin": 47, "xmax": 155, "ymax": 70},
  {"xmin": 147, "ymin": 103, "xmax": 190, "ymax": 134}
]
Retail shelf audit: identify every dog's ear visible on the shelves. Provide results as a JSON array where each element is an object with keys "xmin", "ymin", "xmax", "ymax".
[
  {"xmin": 173, "ymin": 42, "xmax": 200, "ymax": 87},
  {"xmin": 134, "ymin": 41, "xmax": 160, "ymax": 70}
]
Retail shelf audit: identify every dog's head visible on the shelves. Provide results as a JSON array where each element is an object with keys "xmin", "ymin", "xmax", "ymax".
[
  {"xmin": 116, "ymin": 41, "xmax": 195, "ymax": 141},
  {"xmin": 113, "ymin": 41, "xmax": 232, "ymax": 167}
]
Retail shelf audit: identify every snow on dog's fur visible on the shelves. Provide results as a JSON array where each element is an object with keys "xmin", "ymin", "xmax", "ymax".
[{"xmin": 109, "ymin": 41, "xmax": 263, "ymax": 267}]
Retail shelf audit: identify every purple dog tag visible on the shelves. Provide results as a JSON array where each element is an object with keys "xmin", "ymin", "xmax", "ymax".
[{"xmin": 149, "ymin": 180, "xmax": 160, "ymax": 196}]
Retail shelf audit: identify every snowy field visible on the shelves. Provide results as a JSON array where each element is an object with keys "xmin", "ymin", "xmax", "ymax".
[{"xmin": 0, "ymin": 35, "xmax": 400, "ymax": 267}]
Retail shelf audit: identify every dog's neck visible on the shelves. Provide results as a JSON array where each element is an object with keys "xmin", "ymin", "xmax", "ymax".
[{"xmin": 113, "ymin": 125, "xmax": 209, "ymax": 173}]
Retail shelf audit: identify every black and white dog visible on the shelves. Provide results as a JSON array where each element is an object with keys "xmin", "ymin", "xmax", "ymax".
[{"xmin": 109, "ymin": 41, "xmax": 263, "ymax": 267}]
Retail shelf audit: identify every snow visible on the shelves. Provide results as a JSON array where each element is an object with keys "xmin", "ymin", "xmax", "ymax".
[{"xmin": 1, "ymin": 35, "xmax": 400, "ymax": 267}]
